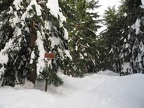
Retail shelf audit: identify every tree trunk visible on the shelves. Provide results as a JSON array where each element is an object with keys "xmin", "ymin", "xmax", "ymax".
[
  {"xmin": 28, "ymin": 21, "xmax": 37, "ymax": 84},
  {"xmin": 45, "ymin": 79, "xmax": 48, "ymax": 92},
  {"xmin": 28, "ymin": 63, "xmax": 37, "ymax": 84}
]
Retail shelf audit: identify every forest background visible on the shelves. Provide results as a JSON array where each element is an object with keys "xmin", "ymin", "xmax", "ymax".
[{"xmin": 0, "ymin": 0, "xmax": 144, "ymax": 88}]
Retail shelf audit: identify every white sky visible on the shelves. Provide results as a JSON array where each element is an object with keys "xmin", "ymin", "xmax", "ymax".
[
  {"xmin": 98, "ymin": 0, "xmax": 121, "ymax": 16},
  {"xmin": 96, "ymin": 0, "xmax": 121, "ymax": 34}
]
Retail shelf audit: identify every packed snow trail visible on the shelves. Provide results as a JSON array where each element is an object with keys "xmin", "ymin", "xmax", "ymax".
[{"xmin": 0, "ymin": 71, "xmax": 144, "ymax": 108}]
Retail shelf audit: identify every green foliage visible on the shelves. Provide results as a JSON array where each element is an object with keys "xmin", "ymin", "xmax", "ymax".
[
  {"xmin": 38, "ymin": 64, "xmax": 63, "ymax": 87},
  {"xmin": 0, "ymin": 0, "xmax": 68, "ymax": 87},
  {"xmin": 100, "ymin": 0, "xmax": 144, "ymax": 75},
  {"xmin": 0, "ymin": 0, "xmax": 14, "ymax": 11},
  {"xmin": 100, "ymin": 6, "xmax": 125, "ymax": 73},
  {"xmin": 59, "ymin": 0, "xmax": 101, "ymax": 75}
]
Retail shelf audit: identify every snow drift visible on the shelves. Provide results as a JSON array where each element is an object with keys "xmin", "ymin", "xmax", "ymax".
[{"xmin": 0, "ymin": 72, "xmax": 144, "ymax": 108}]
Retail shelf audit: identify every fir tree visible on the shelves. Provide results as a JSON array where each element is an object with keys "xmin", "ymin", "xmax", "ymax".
[
  {"xmin": 120, "ymin": 9, "xmax": 144, "ymax": 74},
  {"xmin": 60, "ymin": 0, "xmax": 101, "ymax": 75},
  {"xmin": 101, "ymin": 6, "xmax": 127, "ymax": 74},
  {"xmin": 101, "ymin": 0, "xmax": 144, "ymax": 75},
  {"xmin": 119, "ymin": 0, "xmax": 144, "ymax": 75},
  {"xmin": 0, "ymin": 0, "xmax": 69, "ymax": 87}
]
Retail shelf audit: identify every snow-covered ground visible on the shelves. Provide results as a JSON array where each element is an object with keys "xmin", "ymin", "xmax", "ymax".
[{"xmin": 0, "ymin": 71, "xmax": 144, "ymax": 108}]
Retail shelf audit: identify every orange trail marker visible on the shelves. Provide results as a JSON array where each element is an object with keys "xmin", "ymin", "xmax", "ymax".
[{"xmin": 45, "ymin": 53, "xmax": 55, "ymax": 60}]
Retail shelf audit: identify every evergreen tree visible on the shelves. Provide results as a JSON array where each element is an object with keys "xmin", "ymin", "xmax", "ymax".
[
  {"xmin": 120, "ymin": 10, "xmax": 144, "ymax": 74},
  {"xmin": 0, "ymin": 0, "xmax": 14, "ymax": 11},
  {"xmin": 59, "ymin": 0, "xmax": 101, "ymax": 76},
  {"xmin": 101, "ymin": 0, "xmax": 144, "ymax": 75},
  {"xmin": 101, "ymin": 6, "xmax": 127, "ymax": 74},
  {"xmin": 119, "ymin": 0, "xmax": 144, "ymax": 75},
  {"xmin": 0, "ymin": 0, "xmax": 69, "ymax": 86}
]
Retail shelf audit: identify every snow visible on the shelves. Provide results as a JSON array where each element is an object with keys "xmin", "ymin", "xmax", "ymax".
[
  {"xmin": 121, "ymin": 62, "xmax": 132, "ymax": 73},
  {"xmin": 13, "ymin": 0, "xmax": 23, "ymax": 10},
  {"xmin": 23, "ymin": 80, "xmax": 34, "ymax": 89},
  {"xmin": 9, "ymin": 11, "xmax": 20, "ymax": 27},
  {"xmin": 49, "ymin": 36, "xmax": 60, "ymax": 48},
  {"xmin": 64, "ymin": 50, "xmax": 72, "ymax": 60},
  {"xmin": 0, "ymin": 0, "xmax": 69, "ymax": 77},
  {"xmin": 0, "ymin": 27, "xmax": 23, "ymax": 65},
  {"xmin": 97, "ymin": 70, "xmax": 119, "ymax": 76},
  {"xmin": 0, "ymin": 0, "xmax": 43, "ymax": 71},
  {"xmin": 59, "ymin": 10, "xmax": 66, "ymax": 27},
  {"xmin": 132, "ymin": 18, "xmax": 141, "ymax": 35},
  {"xmin": 46, "ymin": 0, "xmax": 66, "ymax": 27},
  {"xmin": 1, "ymin": 0, "xmax": 144, "ymax": 107},
  {"xmin": 30, "ymin": 51, "xmax": 35, "ymax": 64},
  {"xmin": 46, "ymin": 0, "xmax": 59, "ymax": 18},
  {"xmin": 36, "ymin": 31, "xmax": 46, "ymax": 74},
  {"xmin": 21, "ymin": 0, "xmax": 41, "ymax": 21},
  {"xmin": 141, "ymin": 0, "xmax": 144, "ymax": 6},
  {"xmin": 64, "ymin": 28, "xmax": 68, "ymax": 40},
  {"xmin": 140, "ymin": 42, "xmax": 144, "ymax": 52},
  {"xmin": 0, "ymin": 52, "xmax": 8, "ymax": 64},
  {"xmin": 0, "ymin": 72, "xmax": 144, "ymax": 108}
]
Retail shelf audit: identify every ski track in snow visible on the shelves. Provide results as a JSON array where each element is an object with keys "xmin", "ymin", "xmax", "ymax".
[{"xmin": 0, "ymin": 72, "xmax": 144, "ymax": 108}]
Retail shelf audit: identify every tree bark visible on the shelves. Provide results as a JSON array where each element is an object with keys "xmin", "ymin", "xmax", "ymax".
[
  {"xmin": 28, "ymin": 21, "xmax": 37, "ymax": 84},
  {"xmin": 45, "ymin": 79, "xmax": 48, "ymax": 92}
]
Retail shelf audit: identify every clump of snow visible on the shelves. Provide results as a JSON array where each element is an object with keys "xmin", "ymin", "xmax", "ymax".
[
  {"xmin": 131, "ymin": 18, "xmax": 141, "ymax": 35},
  {"xmin": 141, "ymin": 0, "xmax": 144, "ymax": 7},
  {"xmin": 64, "ymin": 50, "xmax": 72, "ymax": 60},
  {"xmin": 13, "ymin": 0, "xmax": 23, "ymax": 10},
  {"xmin": 121, "ymin": 62, "xmax": 132, "ymax": 74},
  {"xmin": 134, "ymin": 18, "xmax": 141, "ymax": 35},
  {"xmin": 64, "ymin": 28, "xmax": 68, "ymax": 40},
  {"xmin": 0, "ymin": 53, "xmax": 8, "ymax": 64},
  {"xmin": 46, "ymin": 0, "xmax": 59, "ymax": 18},
  {"xmin": 0, "ymin": 73, "xmax": 144, "ymax": 108},
  {"xmin": 49, "ymin": 36, "xmax": 61, "ymax": 48},
  {"xmin": 9, "ymin": 12, "xmax": 20, "ymax": 27},
  {"xmin": 139, "ymin": 42, "xmax": 144, "ymax": 52},
  {"xmin": 36, "ymin": 31, "xmax": 46, "ymax": 74},
  {"xmin": 30, "ymin": 51, "xmax": 35, "ymax": 64}
]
